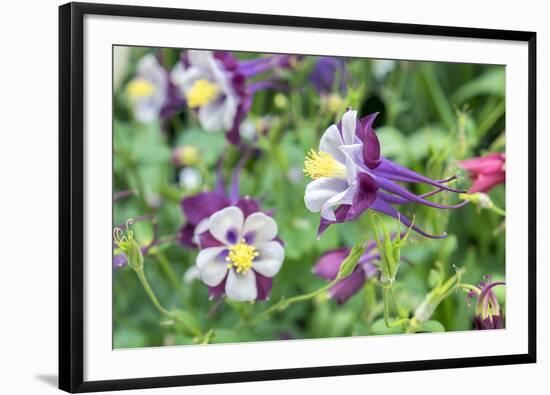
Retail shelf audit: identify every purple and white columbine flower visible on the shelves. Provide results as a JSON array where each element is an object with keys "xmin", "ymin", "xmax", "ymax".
[
  {"xmin": 467, "ymin": 275, "xmax": 505, "ymax": 330},
  {"xmin": 304, "ymin": 108, "xmax": 466, "ymax": 237},
  {"xmin": 172, "ymin": 50, "xmax": 292, "ymax": 145},
  {"xmin": 195, "ymin": 204, "xmax": 285, "ymax": 301},
  {"xmin": 313, "ymin": 242, "xmax": 380, "ymax": 304},
  {"xmin": 126, "ymin": 54, "xmax": 183, "ymax": 123}
]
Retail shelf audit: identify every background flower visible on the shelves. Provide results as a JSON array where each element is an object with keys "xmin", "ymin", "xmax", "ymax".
[
  {"xmin": 459, "ymin": 153, "xmax": 505, "ymax": 193},
  {"xmin": 313, "ymin": 244, "xmax": 380, "ymax": 304}
]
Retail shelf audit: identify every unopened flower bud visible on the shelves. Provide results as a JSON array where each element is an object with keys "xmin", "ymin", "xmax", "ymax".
[
  {"xmin": 172, "ymin": 145, "xmax": 200, "ymax": 167},
  {"xmin": 113, "ymin": 220, "xmax": 144, "ymax": 272},
  {"xmin": 274, "ymin": 93, "xmax": 288, "ymax": 110}
]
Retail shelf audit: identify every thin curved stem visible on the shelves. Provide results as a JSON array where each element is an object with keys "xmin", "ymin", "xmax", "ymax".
[{"xmin": 249, "ymin": 277, "xmax": 341, "ymax": 325}]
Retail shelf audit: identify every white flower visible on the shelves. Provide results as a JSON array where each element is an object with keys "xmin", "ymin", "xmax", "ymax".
[
  {"xmin": 171, "ymin": 50, "xmax": 240, "ymax": 132},
  {"xmin": 195, "ymin": 206, "xmax": 285, "ymax": 301},
  {"xmin": 178, "ymin": 167, "xmax": 202, "ymax": 190},
  {"xmin": 303, "ymin": 110, "xmax": 363, "ymax": 221},
  {"xmin": 126, "ymin": 54, "xmax": 168, "ymax": 123}
]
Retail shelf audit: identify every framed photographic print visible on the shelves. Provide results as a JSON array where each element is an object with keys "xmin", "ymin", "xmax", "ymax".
[{"xmin": 59, "ymin": 2, "xmax": 537, "ymax": 393}]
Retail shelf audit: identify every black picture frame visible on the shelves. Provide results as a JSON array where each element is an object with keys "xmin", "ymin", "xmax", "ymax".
[{"xmin": 59, "ymin": 2, "xmax": 537, "ymax": 393}]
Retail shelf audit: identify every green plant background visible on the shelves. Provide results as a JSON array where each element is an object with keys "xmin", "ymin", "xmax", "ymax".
[{"xmin": 113, "ymin": 46, "xmax": 505, "ymax": 348}]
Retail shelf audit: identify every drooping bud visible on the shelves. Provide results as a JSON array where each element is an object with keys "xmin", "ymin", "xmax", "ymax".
[{"xmin": 411, "ymin": 263, "xmax": 463, "ymax": 326}]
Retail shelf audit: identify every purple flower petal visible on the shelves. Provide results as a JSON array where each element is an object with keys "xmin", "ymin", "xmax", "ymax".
[
  {"xmin": 198, "ymin": 231, "xmax": 225, "ymax": 249},
  {"xmin": 313, "ymin": 247, "xmax": 351, "ymax": 280},
  {"xmin": 178, "ymin": 223, "xmax": 196, "ymax": 249},
  {"xmin": 374, "ymin": 158, "xmax": 465, "ymax": 193},
  {"xmin": 375, "ymin": 177, "xmax": 467, "ymax": 209},
  {"xmin": 347, "ymin": 172, "xmax": 379, "ymax": 218},
  {"xmin": 328, "ymin": 267, "xmax": 367, "ymax": 304},
  {"xmin": 370, "ymin": 196, "xmax": 448, "ymax": 239},
  {"xmin": 208, "ymin": 277, "xmax": 227, "ymax": 299},
  {"xmin": 255, "ymin": 271, "xmax": 273, "ymax": 301},
  {"xmin": 309, "ymin": 57, "xmax": 348, "ymax": 94},
  {"xmin": 235, "ymin": 197, "xmax": 261, "ymax": 218},
  {"xmin": 358, "ymin": 113, "xmax": 381, "ymax": 169},
  {"xmin": 113, "ymin": 254, "xmax": 127, "ymax": 270},
  {"xmin": 181, "ymin": 191, "xmax": 230, "ymax": 226}
]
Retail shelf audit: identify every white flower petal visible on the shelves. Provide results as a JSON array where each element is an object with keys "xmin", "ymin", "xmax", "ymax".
[
  {"xmin": 192, "ymin": 217, "xmax": 210, "ymax": 246},
  {"xmin": 187, "ymin": 50, "xmax": 215, "ymax": 68},
  {"xmin": 343, "ymin": 150, "xmax": 359, "ymax": 186},
  {"xmin": 221, "ymin": 92, "xmax": 239, "ymax": 130},
  {"xmin": 133, "ymin": 101, "xmax": 159, "ymax": 123},
  {"xmin": 341, "ymin": 110, "xmax": 358, "ymax": 145},
  {"xmin": 183, "ymin": 265, "xmax": 201, "ymax": 284},
  {"xmin": 198, "ymin": 101, "xmax": 227, "ymax": 132},
  {"xmin": 339, "ymin": 143, "xmax": 364, "ymax": 165},
  {"xmin": 171, "ymin": 65, "xmax": 203, "ymax": 93},
  {"xmin": 319, "ymin": 124, "xmax": 345, "ymax": 163},
  {"xmin": 208, "ymin": 206, "xmax": 244, "ymax": 244},
  {"xmin": 304, "ymin": 177, "xmax": 348, "ymax": 213},
  {"xmin": 225, "ymin": 269, "xmax": 257, "ymax": 301},
  {"xmin": 320, "ymin": 185, "xmax": 356, "ymax": 221},
  {"xmin": 253, "ymin": 241, "xmax": 285, "ymax": 277},
  {"xmin": 196, "ymin": 246, "xmax": 228, "ymax": 286},
  {"xmin": 242, "ymin": 212, "xmax": 278, "ymax": 245}
]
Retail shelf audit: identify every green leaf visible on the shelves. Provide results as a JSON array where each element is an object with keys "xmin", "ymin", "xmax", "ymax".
[
  {"xmin": 171, "ymin": 309, "xmax": 202, "ymax": 336},
  {"xmin": 419, "ymin": 320, "xmax": 446, "ymax": 333},
  {"xmin": 176, "ymin": 127, "xmax": 227, "ymax": 167},
  {"xmin": 371, "ymin": 318, "xmax": 406, "ymax": 335},
  {"xmin": 451, "ymin": 68, "xmax": 505, "ymax": 103}
]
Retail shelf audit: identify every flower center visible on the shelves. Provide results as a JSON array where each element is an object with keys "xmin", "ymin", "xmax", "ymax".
[
  {"xmin": 226, "ymin": 239, "xmax": 259, "ymax": 274},
  {"xmin": 186, "ymin": 79, "xmax": 220, "ymax": 108},
  {"xmin": 127, "ymin": 78, "xmax": 156, "ymax": 99},
  {"xmin": 303, "ymin": 149, "xmax": 347, "ymax": 180}
]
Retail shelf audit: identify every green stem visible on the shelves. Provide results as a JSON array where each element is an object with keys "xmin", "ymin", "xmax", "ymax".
[
  {"xmin": 249, "ymin": 277, "xmax": 341, "ymax": 325},
  {"xmin": 490, "ymin": 204, "xmax": 506, "ymax": 217},
  {"xmin": 382, "ymin": 286, "xmax": 410, "ymax": 328},
  {"xmin": 135, "ymin": 267, "xmax": 202, "ymax": 337},
  {"xmin": 135, "ymin": 268, "xmax": 171, "ymax": 317}
]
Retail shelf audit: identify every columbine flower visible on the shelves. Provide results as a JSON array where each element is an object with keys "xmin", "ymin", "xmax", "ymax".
[
  {"xmin": 304, "ymin": 108, "xmax": 466, "ymax": 237},
  {"xmin": 126, "ymin": 54, "xmax": 182, "ymax": 123},
  {"xmin": 458, "ymin": 153, "xmax": 505, "ymax": 193},
  {"xmin": 195, "ymin": 205, "xmax": 285, "ymax": 301},
  {"xmin": 309, "ymin": 57, "xmax": 348, "ymax": 94},
  {"xmin": 313, "ymin": 243, "xmax": 380, "ymax": 304},
  {"xmin": 172, "ymin": 50, "xmax": 291, "ymax": 144},
  {"xmin": 466, "ymin": 275, "xmax": 505, "ymax": 330}
]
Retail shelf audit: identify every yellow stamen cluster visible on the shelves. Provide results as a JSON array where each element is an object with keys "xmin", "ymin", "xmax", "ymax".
[
  {"xmin": 186, "ymin": 79, "xmax": 220, "ymax": 108},
  {"xmin": 127, "ymin": 78, "xmax": 156, "ymax": 99},
  {"xmin": 303, "ymin": 149, "xmax": 347, "ymax": 180},
  {"xmin": 226, "ymin": 239, "xmax": 259, "ymax": 274}
]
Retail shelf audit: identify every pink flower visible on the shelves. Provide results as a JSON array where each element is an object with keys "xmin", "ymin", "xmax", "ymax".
[{"xmin": 459, "ymin": 153, "xmax": 505, "ymax": 193}]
